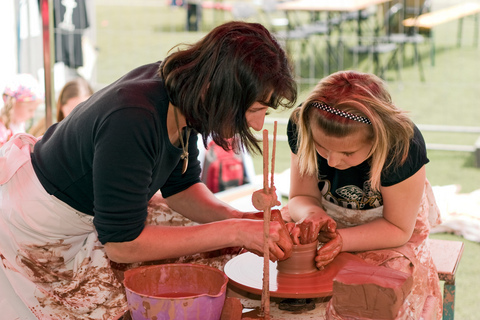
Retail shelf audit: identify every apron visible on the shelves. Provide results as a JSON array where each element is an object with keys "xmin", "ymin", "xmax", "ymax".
[
  {"xmin": 0, "ymin": 134, "xmax": 127, "ymax": 320},
  {"xmin": 324, "ymin": 180, "xmax": 443, "ymax": 320},
  {"xmin": 0, "ymin": 134, "xmax": 242, "ymax": 319}
]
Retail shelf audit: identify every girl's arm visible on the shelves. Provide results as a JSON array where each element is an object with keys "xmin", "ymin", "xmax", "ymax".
[
  {"xmin": 288, "ymin": 152, "xmax": 337, "ymax": 236},
  {"xmin": 339, "ymin": 166, "xmax": 426, "ymax": 252},
  {"xmin": 288, "ymin": 152, "xmax": 326, "ymax": 220},
  {"xmin": 289, "ymin": 149, "xmax": 425, "ymax": 253}
]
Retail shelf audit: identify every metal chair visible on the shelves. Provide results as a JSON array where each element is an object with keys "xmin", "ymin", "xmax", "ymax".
[
  {"xmin": 348, "ymin": 3, "xmax": 403, "ymax": 80},
  {"xmin": 260, "ymin": 0, "xmax": 324, "ymax": 78},
  {"xmin": 380, "ymin": 0, "xmax": 432, "ymax": 81}
]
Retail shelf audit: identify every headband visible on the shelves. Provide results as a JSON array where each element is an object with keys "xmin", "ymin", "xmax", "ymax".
[
  {"xmin": 312, "ymin": 101, "xmax": 371, "ymax": 125},
  {"xmin": 3, "ymin": 74, "xmax": 44, "ymax": 103}
]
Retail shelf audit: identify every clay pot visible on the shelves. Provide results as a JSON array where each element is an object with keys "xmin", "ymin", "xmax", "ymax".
[
  {"xmin": 123, "ymin": 263, "xmax": 228, "ymax": 320},
  {"xmin": 277, "ymin": 241, "xmax": 318, "ymax": 274}
]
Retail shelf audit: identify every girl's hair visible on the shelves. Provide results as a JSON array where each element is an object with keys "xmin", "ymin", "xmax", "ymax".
[
  {"xmin": 294, "ymin": 70, "xmax": 414, "ymax": 191},
  {"xmin": 160, "ymin": 21, "xmax": 297, "ymax": 154},
  {"xmin": 1, "ymin": 73, "xmax": 43, "ymax": 129},
  {"xmin": 1, "ymin": 96, "xmax": 15, "ymax": 129},
  {"xmin": 56, "ymin": 77, "xmax": 94, "ymax": 122}
]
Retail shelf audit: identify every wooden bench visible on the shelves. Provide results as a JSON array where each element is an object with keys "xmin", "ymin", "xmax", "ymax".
[
  {"xmin": 201, "ymin": 1, "xmax": 233, "ymax": 11},
  {"xmin": 428, "ymin": 238, "xmax": 464, "ymax": 320},
  {"xmin": 403, "ymin": 2, "xmax": 480, "ymax": 65}
]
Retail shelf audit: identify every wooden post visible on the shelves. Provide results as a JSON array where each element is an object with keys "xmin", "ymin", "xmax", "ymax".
[
  {"xmin": 40, "ymin": 0, "xmax": 55, "ymax": 128},
  {"xmin": 261, "ymin": 129, "xmax": 271, "ymax": 319},
  {"xmin": 475, "ymin": 136, "xmax": 480, "ymax": 167}
]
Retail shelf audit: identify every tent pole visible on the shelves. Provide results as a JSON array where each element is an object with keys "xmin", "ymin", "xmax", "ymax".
[{"xmin": 40, "ymin": 0, "xmax": 55, "ymax": 128}]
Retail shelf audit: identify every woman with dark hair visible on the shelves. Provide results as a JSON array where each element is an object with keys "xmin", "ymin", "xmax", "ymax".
[{"xmin": 0, "ymin": 21, "xmax": 297, "ymax": 319}]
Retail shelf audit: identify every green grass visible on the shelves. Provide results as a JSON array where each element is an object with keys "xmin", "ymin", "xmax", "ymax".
[{"xmin": 93, "ymin": 1, "xmax": 480, "ymax": 316}]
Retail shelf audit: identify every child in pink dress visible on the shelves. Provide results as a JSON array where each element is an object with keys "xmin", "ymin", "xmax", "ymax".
[{"xmin": 1, "ymin": 74, "xmax": 43, "ymax": 146}]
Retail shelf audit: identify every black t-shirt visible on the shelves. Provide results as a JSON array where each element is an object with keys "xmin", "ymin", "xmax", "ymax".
[
  {"xmin": 287, "ymin": 118, "xmax": 428, "ymax": 210},
  {"xmin": 31, "ymin": 62, "xmax": 202, "ymax": 244}
]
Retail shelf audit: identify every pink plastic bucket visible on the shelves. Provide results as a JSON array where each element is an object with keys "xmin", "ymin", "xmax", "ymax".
[{"xmin": 123, "ymin": 264, "xmax": 228, "ymax": 320}]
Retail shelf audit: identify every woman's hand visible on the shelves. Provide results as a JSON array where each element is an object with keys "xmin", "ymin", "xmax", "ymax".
[
  {"xmin": 237, "ymin": 219, "xmax": 293, "ymax": 262},
  {"xmin": 315, "ymin": 231, "xmax": 343, "ymax": 269}
]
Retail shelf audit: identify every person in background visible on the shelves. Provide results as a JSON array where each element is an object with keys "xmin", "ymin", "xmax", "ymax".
[
  {"xmin": 29, "ymin": 77, "xmax": 94, "ymax": 137},
  {"xmin": 0, "ymin": 21, "xmax": 297, "ymax": 319},
  {"xmin": 0, "ymin": 73, "xmax": 43, "ymax": 147},
  {"xmin": 286, "ymin": 70, "xmax": 442, "ymax": 319}
]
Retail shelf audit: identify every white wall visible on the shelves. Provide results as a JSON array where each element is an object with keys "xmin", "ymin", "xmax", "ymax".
[{"xmin": 0, "ymin": 0, "xmax": 18, "ymax": 103}]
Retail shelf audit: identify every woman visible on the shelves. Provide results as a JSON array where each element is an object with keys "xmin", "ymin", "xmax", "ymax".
[
  {"xmin": 0, "ymin": 21, "xmax": 297, "ymax": 319},
  {"xmin": 287, "ymin": 71, "xmax": 442, "ymax": 319}
]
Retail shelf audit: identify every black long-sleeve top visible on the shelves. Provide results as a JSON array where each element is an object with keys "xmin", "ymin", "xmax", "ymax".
[{"xmin": 31, "ymin": 62, "xmax": 201, "ymax": 244}]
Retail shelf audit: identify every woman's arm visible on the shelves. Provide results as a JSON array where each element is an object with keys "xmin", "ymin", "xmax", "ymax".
[
  {"xmin": 104, "ymin": 182, "xmax": 293, "ymax": 263},
  {"xmin": 104, "ymin": 218, "xmax": 291, "ymax": 264},
  {"xmin": 339, "ymin": 165, "xmax": 426, "ymax": 252},
  {"xmin": 164, "ymin": 182, "xmax": 245, "ymax": 222}
]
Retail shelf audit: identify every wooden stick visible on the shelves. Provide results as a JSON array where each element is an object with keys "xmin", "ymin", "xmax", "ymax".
[
  {"xmin": 263, "ymin": 129, "xmax": 269, "ymax": 192},
  {"xmin": 261, "ymin": 129, "xmax": 271, "ymax": 319},
  {"xmin": 270, "ymin": 121, "xmax": 277, "ymax": 190}
]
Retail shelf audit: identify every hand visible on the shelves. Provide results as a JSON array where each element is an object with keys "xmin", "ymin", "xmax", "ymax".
[
  {"xmin": 238, "ymin": 219, "xmax": 293, "ymax": 262},
  {"xmin": 315, "ymin": 231, "xmax": 343, "ymax": 269},
  {"xmin": 292, "ymin": 212, "xmax": 337, "ymax": 245},
  {"xmin": 285, "ymin": 222, "xmax": 301, "ymax": 245}
]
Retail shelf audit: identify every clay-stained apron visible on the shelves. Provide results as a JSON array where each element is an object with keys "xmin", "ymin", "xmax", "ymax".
[{"xmin": 0, "ymin": 134, "xmax": 127, "ymax": 319}]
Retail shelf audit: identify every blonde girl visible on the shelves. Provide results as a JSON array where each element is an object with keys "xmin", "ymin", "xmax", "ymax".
[
  {"xmin": 1, "ymin": 74, "xmax": 43, "ymax": 146},
  {"xmin": 287, "ymin": 70, "xmax": 442, "ymax": 319}
]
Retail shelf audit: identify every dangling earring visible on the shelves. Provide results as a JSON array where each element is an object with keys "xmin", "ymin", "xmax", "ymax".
[{"xmin": 174, "ymin": 107, "xmax": 192, "ymax": 174}]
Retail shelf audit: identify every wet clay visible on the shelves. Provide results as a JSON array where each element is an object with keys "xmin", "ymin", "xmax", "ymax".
[
  {"xmin": 331, "ymin": 259, "xmax": 413, "ymax": 319},
  {"xmin": 277, "ymin": 241, "xmax": 318, "ymax": 275}
]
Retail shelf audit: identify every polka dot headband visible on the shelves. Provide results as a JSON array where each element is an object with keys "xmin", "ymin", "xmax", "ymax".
[
  {"xmin": 312, "ymin": 101, "xmax": 371, "ymax": 125},
  {"xmin": 3, "ymin": 74, "xmax": 44, "ymax": 103}
]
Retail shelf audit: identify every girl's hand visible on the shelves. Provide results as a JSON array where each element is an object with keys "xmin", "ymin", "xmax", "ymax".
[
  {"xmin": 289, "ymin": 212, "xmax": 337, "ymax": 245},
  {"xmin": 315, "ymin": 232, "xmax": 343, "ymax": 269}
]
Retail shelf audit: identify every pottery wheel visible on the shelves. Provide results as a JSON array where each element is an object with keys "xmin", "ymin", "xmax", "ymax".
[{"xmin": 224, "ymin": 252, "xmax": 362, "ymax": 299}]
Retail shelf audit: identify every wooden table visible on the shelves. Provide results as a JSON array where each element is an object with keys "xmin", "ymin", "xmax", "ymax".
[
  {"xmin": 277, "ymin": 0, "xmax": 391, "ymax": 13},
  {"xmin": 276, "ymin": 0, "xmax": 392, "ymax": 36},
  {"xmin": 276, "ymin": 0, "xmax": 393, "ymax": 71}
]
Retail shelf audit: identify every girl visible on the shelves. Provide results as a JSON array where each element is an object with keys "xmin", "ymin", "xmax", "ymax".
[
  {"xmin": 29, "ymin": 77, "xmax": 94, "ymax": 137},
  {"xmin": 0, "ymin": 73, "xmax": 43, "ymax": 146},
  {"xmin": 287, "ymin": 70, "xmax": 442, "ymax": 319}
]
